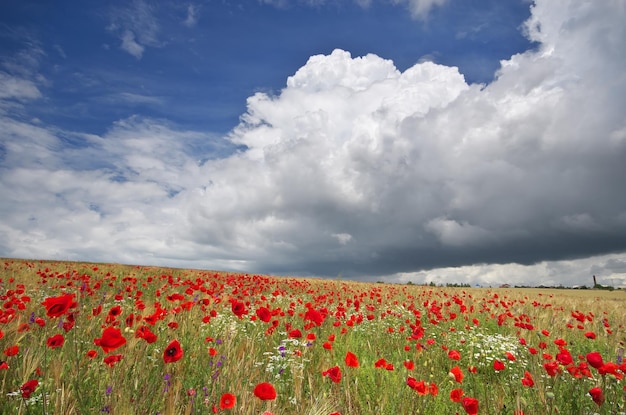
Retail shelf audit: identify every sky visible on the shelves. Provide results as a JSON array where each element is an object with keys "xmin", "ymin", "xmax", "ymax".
[{"xmin": 1, "ymin": 0, "xmax": 625, "ymax": 287}]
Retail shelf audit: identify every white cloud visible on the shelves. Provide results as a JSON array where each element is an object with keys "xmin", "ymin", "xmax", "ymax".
[
  {"xmin": 0, "ymin": 72, "xmax": 42, "ymax": 101},
  {"xmin": 390, "ymin": 0, "xmax": 448, "ymax": 19},
  {"xmin": 108, "ymin": 0, "xmax": 160, "ymax": 59},
  {"xmin": 1, "ymin": 0, "xmax": 626, "ymax": 286},
  {"xmin": 120, "ymin": 30, "xmax": 145, "ymax": 59},
  {"xmin": 183, "ymin": 4, "xmax": 199, "ymax": 27}
]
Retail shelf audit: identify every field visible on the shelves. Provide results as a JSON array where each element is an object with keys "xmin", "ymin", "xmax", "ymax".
[{"xmin": 1, "ymin": 258, "xmax": 624, "ymax": 414}]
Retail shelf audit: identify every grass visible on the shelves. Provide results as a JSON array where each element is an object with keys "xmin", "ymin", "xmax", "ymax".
[{"xmin": 0, "ymin": 258, "xmax": 624, "ymax": 414}]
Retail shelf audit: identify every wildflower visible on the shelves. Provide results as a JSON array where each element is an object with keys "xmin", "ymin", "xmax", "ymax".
[
  {"xmin": 231, "ymin": 300, "xmax": 247, "ymax": 317},
  {"xmin": 493, "ymin": 360, "xmax": 505, "ymax": 371},
  {"xmin": 448, "ymin": 350, "xmax": 461, "ymax": 360},
  {"xmin": 3, "ymin": 345, "xmax": 18, "ymax": 357},
  {"xmin": 345, "ymin": 351, "xmax": 359, "ymax": 368},
  {"xmin": 521, "ymin": 371, "xmax": 534, "ymax": 387},
  {"xmin": 220, "ymin": 393, "xmax": 236, "ymax": 409},
  {"xmin": 103, "ymin": 354, "xmax": 123, "ymax": 367},
  {"xmin": 20, "ymin": 379, "xmax": 38, "ymax": 399},
  {"xmin": 450, "ymin": 388, "xmax": 464, "ymax": 402},
  {"xmin": 461, "ymin": 397, "xmax": 479, "ymax": 415},
  {"xmin": 323, "ymin": 366, "xmax": 342, "ymax": 383},
  {"xmin": 93, "ymin": 326, "xmax": 125, "ymax": 353},
  {"xmin": 163, "ymin": 340, "xmax": 184, "ymax": 363},
  {"xmin": 586, "ymin": 352, "xmax": 603, "ymax": 369},
  {"xmin": 256, "ymin": 307, "xmax": 272, "ymax": 323},
  {"xmin": 449, "ymin": 366, "xmax": 463, "ymax": 383},
  {"xmin": 253, "ymin": 382, "xmax": 277, "ymax": 400},
  {"xmin": 589, "ymin": 387, "xmax": 605, "ymax": 406},
  {"xmin": 46, "ymin": 334, "xmax": 65, "ymax": 349},
  {"xmin": 42, "ymin": 293, "xmax": 75, "ymax": 318}
]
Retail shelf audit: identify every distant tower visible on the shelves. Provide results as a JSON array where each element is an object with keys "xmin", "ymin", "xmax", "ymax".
[{"xmin": 593, "ymin": 275, "xmax": 597, "ymax": 287}]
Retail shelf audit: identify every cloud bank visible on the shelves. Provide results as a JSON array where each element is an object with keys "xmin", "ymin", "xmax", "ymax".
[{"xmin": 1, "ymin": 0, "xmax": 625, "ymax": 286}]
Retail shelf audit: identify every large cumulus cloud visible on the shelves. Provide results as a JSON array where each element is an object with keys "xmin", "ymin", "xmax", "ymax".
[{"xmin": 1, "ymin": 0, "xmax": 625, "ymax": 286}]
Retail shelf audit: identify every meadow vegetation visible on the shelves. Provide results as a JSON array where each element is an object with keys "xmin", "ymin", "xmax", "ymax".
[{"xmin": 0, "ymin": 258, "xmax": 624, "ymax": 414}]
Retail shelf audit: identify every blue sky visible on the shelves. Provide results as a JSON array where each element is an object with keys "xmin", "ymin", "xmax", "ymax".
[
  {"xmin": 1, "ymin": 0, "xmax": 532, "ymax": 135},
  {"xmin": 1, "ymin": 0, "xmax": 626, "ymax": 287}
]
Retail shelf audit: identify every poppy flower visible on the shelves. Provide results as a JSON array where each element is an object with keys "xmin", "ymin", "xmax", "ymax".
[
  {"xmin": 231, "ymin": 301, "xmax": 247, "ymax": 317},
  {"xmin": 103, "ymin": 354, "xmax": 123, "ymax": 367},
  {"xmin": 219, "ymin": 393, "xmax": 236, "ymax": 409},
  {"xmin": 163, "ymin": 340, "xmax": 184, "ymax": 363},
  {"xmin": 586, "ymin": 352, "xmax": 604, "ymax": 369},
  {"xmin": 345, "ymin": 351, "xmax": 359, "ymax": 368},
  {"xmin": 3, "ymin": 345, "xmax": 18, "ymax": 357},
  {"xmin": 323, "ymin": 366, "xmax": 342, "ymax": 383},
  {"xmin": 543, "ymin": 361, "xmax": 560, "ymax": 377},
  {"xmin": 429, "ymin": 382, "xmax": 438, "ymax": 396},
  {"xmin": 288, "ymin": 329, "xmax": 302, "ymax": 338},
  {"xmin": 450, "ymin": 388, "xmax": 464, "ymax": 402},
  {"xmin": 407, "ymin": 378, "xmax": 428, "ymax": 395},
  {"xmin": 448, "ymin": 350, "xmax": 461, "ymax": 360},
  {"xmin": 589, "ymin": 387, "xmax": 605, "ymax": 406},
  {"xmin": 403, "ymin": 360, "xmax": 415, "ymax": 370},
  {"xmin": 255, "ymin": 307, "xmax": 272, "ymax": 323},
  {"xmin": 46, "ymin": 334, "xmax": 65, "ymax": 349},
  {"xmin": 94, "ymin": 327, "xmax": 127, "ymax": 353},
  {"xmin": 42, "ymin": 293, "xmax": 75, "ymax": 318},
  {"xmin": 521, "ymin": 371, "xmax": 534, "ymax": 387},
  {"xmin": 493, "ymin": 360, "xmax": 506, "ymax": 371},
  {"xmin": 449, "ymin": 366, "xmax": 463, "ymax": 383},
  {"xmin": 253, "ymin": 382, "xmax": 277, "ymax": 400},
  {"xmin": 461, "ymin": 397, "xmax": 479, "ymax": 415},
  {"xmin": 20, "ymin": 379, "xmax": 38, "ymax": 399},
  {"xmin": 556, "ymin": 349, "xmax": 573, "ymax": 365}
]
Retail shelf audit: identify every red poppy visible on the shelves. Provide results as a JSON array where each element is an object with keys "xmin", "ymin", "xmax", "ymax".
[
  {"xmin": 288, "ymin": 329, "xmax": 302, "ymax": 338},
  {"xmin": 163, "ymin": 340, "xmax": 184, "ymax": 363},
  {"xmin": 429, "ymin": 382, "xmax": 438, "ymax": 396},
  {"xmin": 586, "ymin": 352, "xmax": 603, "ymax": 369},
  {"xmin": 584, "ymin": 331, "xmax": 597, "ymax": 339},
  {"xmin": 521, "ymin": 370, "xmax": 534, "ymax": 387},
  {"xmin": 449, "ymin": 366, "xmax": 463, "ymax": 383},
  {"xmin": 94, "ymin": 327, "xmax": 127, "ymax": 353},
  {"xmin": 345, "ymin": 351, "xmax": 359, "ymax": 368},
  {"xmin": 42, "ymin": 293, "xmax": 75, "ymax": 318},
  {"xmin": 103, "ymin": 354, "xmax": 123, "ymax": 367},
  {"xmin": 219, "ymin": 393, "xmax": 236, "ymax": 409},
  {"xmin": 450, "ymin": 388, "xmax": 464, "ymax": 402},
  {"xmin": 323, "ymin": 366, "xmax": 342, "ymax": 383},
  {"xmin": 256, "ymin": 307, "xmax": 272, "ymax": 323},
  {"xmin": 86, "ymin": 350, "xmax": 98, "ymax": 359},
  {"xmin": 21, "ymin": 379, "xmax": 38, "ymax": 398},
  {"xmin": 407, "ymin": 377, "xmax": 428, "ymax": 395},
  {"xmin": 3, "ymin": 345, "xmax": 18, "ymax": 357},
  {"xmin": 46, "ymin": 334, "xmax": 65, "ymax": 349},
  {"xmin": 231, "ymin": 301, "xmax": 247, "ymax": 317},
  {"xmin": 556, "ymin": 349, "xmax": 572, "ymax": 365},
  {"xmin": 403, "ymin": 360, "xmax": 415, "ymax": 370},
  {"xmin": 493, "ymin": 360, "xmax": 505, "ymax": 371},
  {"xmin": 543, "ymin": 361, "xmax": 560, "ymax": 377},
  {"xmin": 448, "ymin": 350, "xmax": 461, "ymax": 360},
  {"xmin": 461, "ymin": 397, "xmax": 479, "ymax": 415},
  {"xmin": 589, "ymin": 387, "xmax": 605, "ymax": 406},
  {"xmin": 253, "ymin": 382, "xmax": 277, "ymax": 400}
]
